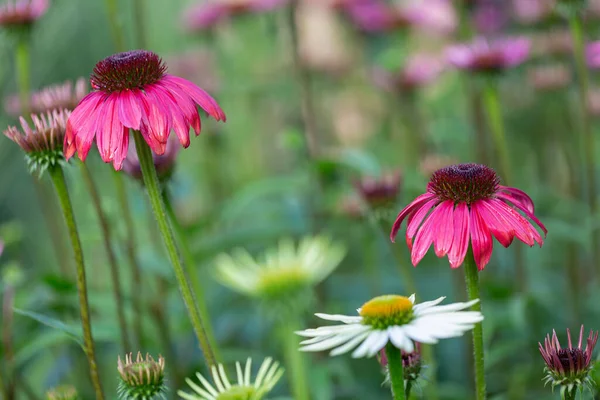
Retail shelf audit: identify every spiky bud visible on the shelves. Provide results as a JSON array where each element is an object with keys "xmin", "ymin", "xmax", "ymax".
[{"xmin": 117, "ymin": 352, "xmax": 167, "ymax": 400}]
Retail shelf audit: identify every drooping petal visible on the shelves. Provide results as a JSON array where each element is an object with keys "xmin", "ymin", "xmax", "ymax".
[
  {"xmin": 474, "ymin": 198, "xmax": 514, "ymax": 247},
  {"xmin": 64, "ymin": 92, "xmax": 105, "ymax": 160},
  {"xmin": 112, "ymin": 125, "xmax": 130, "ymax": 170},
  {"xmin": 411, "ymin": 202, "xmax": 451, "ymax": 266},
  {"xmin": 154, "ymin": 85, "xmax": 192, "ymax": 147},
  {"xmin": 390, "ymin": 192, "xmax": 437, "ymax": 241},
  {"xmin": 498, "ymin": 185, "xmax": 534, "ymax": 213},
  {"xmin": 117, "ymin": 89, "xmax": 143, "ymax": 130},
  {"xmin": 159, "ymin": 79, "xmax": 202, "ymax": 134},
  {"xmin": 470, "ymin": 203, "xmax": 493, "ymax": 270},
  {"xmin": 405, "ymin": 198, "xmax": 439, "ymax": 240},
  {"xmin": 498, "ymin": 193, "xmax": 547, "ymax": 239},
  {"xmin": 163, "ymin": 74, "xmax": 226, "ymax": 121},
  {"xmin": 482, "ymin": 199, "xmax": 539, "ymax": 246},
  {"xmin": 433, "ymin": 200, "xmax": 455, "ymax": 257},
  {"xmin": 448, "ymin": 202, "xmax": 470, "ymax": 268}
]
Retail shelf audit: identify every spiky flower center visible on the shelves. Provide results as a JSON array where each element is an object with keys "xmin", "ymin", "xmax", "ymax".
[
  {"xmin": 216, "ymin": 385, "xmax": 257, "ymax": 400},
  {"xmin": 90, "ymin": 50, "xmax": 166, "ymax": 93},
  {"xmin": 360, "ymin": 295, "xmax": 414, "ymax": 329},
  {"xmin": 557, "ymin": 348, "xmax": 586, "ymax": 372},
  {"xmin": 428, "ymin": 163, "xmax": 500, "ymax": 205}
]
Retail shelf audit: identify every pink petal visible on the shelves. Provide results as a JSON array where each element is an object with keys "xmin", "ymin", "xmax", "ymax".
[
  {"xmin": 411, "ymin": 203, "xmax": 451, "ymax": 266},
  {"xmin": 153, "ymin": 84, "xmax": 191, "ymax": 148},
  {"xmin": 498, "ymin": 185, "xmax": 535, "ymax": 213},
  {"xmin": 112, "ymin": 126, "xmax": 130, "ymax": 170},
  {"xmin": 448, "ymin": 202, "xmax": 470, "ymax": 268},
  {"xmin": 64, "ymin": 92, "xmax": 104, "ymax": 160},
  {"xmin": 483, "ymin": 199, "xmax": 539, "ymax": 246},
  {"xmin": 470, "ymin": 203, "xmax": 493, "ymax": 270},
  {"xmin": 406, "ymin": 198, "xmax": 439, "ymax": 241},
  {"xmin": 474, "ymin": 199, "xmax": 515, "ymax": 247},
  {"xmin": 163, "ymin": 75, "xmax": 226, "ymax": 121},
  {"xmin": 390, "ymin": 192, "xmax": 437, "ymax": 241},
  {"xmin": 141, "ymin": 88, "xmax": 171, "ymax": 153},
  {"xmin": 117, "ymin": 90, "xmax": 143, "ymax": 130},
  {"xmin": 498, "ymin": 193, "xmax": 547, "ymax": 238},
  {"xmin": 433, "ymin": 200, "xmax": 455, "ymax": 257},
  {"xmin": 159, "ymin": 80, "xmax": 202, "ymax": 134}
]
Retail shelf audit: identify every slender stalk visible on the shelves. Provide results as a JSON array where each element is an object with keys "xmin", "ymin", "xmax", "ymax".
[
  {"xmin": 162, "ymin": 189, "xmax": 220, "ymax": 360},
  {"xmin": 279, "ymin": 317, "xmax": 309, "ymax": 400},
  {"xmin": 133, "ymin": 131, "xmax": 217, "ymax": 368},
  {"xmin": 133, "ymin": 0, "xmax": 147, "ymax": 49},
  {"xmin": 15, "ymin": 37, "xmax": 30, "ymax": 114},
  {"xmin": 287, "ymin": 0, "xmax": 318, "ymax": 158},
  {"xmin": 113, "ymin": 172, "xmax": 145, "ymax": 350},
  {"xmin": 3, "ymin": 285, "xmax": 15, "ymax": 399},
  {"xmin": 482, "ymin": 80, "xmax": 512, "ymax": 184},
  {"xmin": 562, "ymin": 387, "xmax": 577, "ymax": 400},
  {"xmin": 569, "ymin": 15, "xmax": 599, "ymax": 271},
  {"xmin": 104, "ymin": 0, "xmax": 126, "ymax": 52},
  {"xmin": 386, "ymin": 343, "xmax": 406, "ymax": 400},
  {"xmin": 48, "ymin": 166, "xmax": 104, "ymax": 400},
  {"xmin": 79, "ymin": 162, "xmax": 130, "ymax": 352},
  {"xmin": 464, "ymin": 248, "xmax": 486, "ymax": 400}
]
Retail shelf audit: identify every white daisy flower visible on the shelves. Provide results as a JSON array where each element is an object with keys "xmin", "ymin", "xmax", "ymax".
[
  {"xmin": 215, "ymin": 236, "xmax": 346, "ymax": 311},
  {"xmin": 178, "ymin": 358, "xmax": 284, "ymax": 400},
  {"xmin": 296, "ymin": 294, "xmax": 483, "ymax": 357}
]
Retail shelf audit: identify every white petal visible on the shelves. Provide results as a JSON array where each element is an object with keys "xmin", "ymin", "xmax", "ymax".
[
  {"xmin": 402, "ymin": 323, "xmax": 440, "ymax": 344},
  {"xmin": 315, "ymin": 313, "xmax": 363, "ymax": 323},
  {"xmin": 299, "ymin": 330, "xmax": 365, "ymax": 352},
  {"xmin": 412, "ymin": 296, "xmax": 446, "ymax": 312},
  {"xmin": 388, "ymin": 326, "xmax": 415, "ymax": 352},
  {"xmin": 330, "ymin": 330, "xmax": 373, "ymax": 356},
  {"xmin": 409, "ymin": 294, "xmax": 416, "ymax": 303},
  {"xmin": 351, "ymin": 330, "xmax": 389, "ymax": 358},
  {"xmin": 415, "ymin": 299, "xmax": 479, "ymax": 316},
  {"xmin": 296, "ymin": 323, "xmax": 365, "ymax": 338}
]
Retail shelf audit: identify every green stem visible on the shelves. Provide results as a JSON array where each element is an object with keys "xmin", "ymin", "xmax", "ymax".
[
  {"xmin": 482, "ymin": 80, "xmax": 512, "ymax": 184},
  {"xmin": 386, "ymin": 343, "xmax": 406, "ymax": 400},
  {"xmin": 280, "ymin": 317, "xmax": 309, "ymax": 400},
  {"xmin": 464, "ymin": 248, "xmax": 486, "ymax": 400},
  {"xmin": 15, "ymin": 37, "xmax": 30, "ymax": 115},
  {"xmin": 133, "ymin": 0, "xmax": 147, "ymax": 49},
  {"xmin": 162, "ymin": 188, "xmax": 220, "ymax": 362},
  {"xmin": 133, "ymin": 131, "xmax": 217, "ymax": 368},
  {"xmin": 3, "ymin": 286, "xmax": 15, "ymax": 399},
  {"xmin": 104, "ymin": 0, "xmax": 126, "ymax": 52},
  {"xmin": 80, "ymin": 163, "xmax": 130, "ymax": 352},
  {"xmin": 48, "ymin": 166, "xmax": 104, "ymax": 400},
  {"xmin": 562, "ymin": 386, "xmax": 577, "ymax": 400},
  {"xmin": 569, "ymin": 15, "xmax": 599, "ymax": 271},
  {"xmin": 113, "ymin": 172, "xmax": 145, "ymax": 350}
]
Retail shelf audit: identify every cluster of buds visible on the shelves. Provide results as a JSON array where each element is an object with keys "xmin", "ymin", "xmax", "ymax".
[
  {"xmin": 45, "ymin": 385, "xmax": 79, "ymax": 400},
  {"xmin": 117, "ymin": 352, "xmax": 167, "ymax": 400},
  {"xmin": 378, "ymin": 343, "xmax": 422, "ymax": 385}
]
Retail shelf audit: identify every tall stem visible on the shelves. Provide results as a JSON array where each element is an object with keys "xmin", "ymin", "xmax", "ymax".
[
  {"xmin": 133, "ymin": 0, "xmax": 147, "ymax": 49},
  {"xmin": 162, "ymin": 188, "xmax": 220, "ymax": 362},
  {"xmin": 464, "ymin": 248, "xmax": 486, "ymax": 400},
  {"xmin": 287, "ymin": 0, "xmax": 318, "ymax": 158},
  {"xmin": 104, "ymin": 0, "xmax": 126, "ymax": 52},
  {"xmin": 48, "ymin": 166, "xmax": 104, "ymax": 400},
  {"xmin": 133, "ymin": 131, "xmax": 217, "ymax": 368},
  {"xmin": 15, "ymin": 37, "xmax": 30, "ymax": 114},
  {"xmin": 279, "ymin": 317, "xmax": 309, "ymax": 400},
  {"xmin": 80, "ymin": 163, "xmax": 130, "ymax": 352},
  {"xmin": 113, "ymin": 172, "xmax": 144, "ymax": 350},
  {"xmin": 3, "ymin": 286, "xmax": 15, "ymax": 399},
  {"xmin": 482, "ymin": 80, "xmax": 512, "ymax": 184},
  {"xmin": 386, "ymin": 343, "xmax": 406, "ymax": 400},
  {"xmin": 569, "ymin": 14, "xmax": 599, "ymax": 271},
  {"xmin": 562, "ymin": 387, "xmax": 577, "ymax": 400}
]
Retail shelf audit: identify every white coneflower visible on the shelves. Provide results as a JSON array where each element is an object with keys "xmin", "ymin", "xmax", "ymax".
[
  {"xmin": 178, "ymin": 358, "xmax": 284, "ymax": 400},
  {"xmin": 297, "ymin": 294, "xmax": 483, "ymax": 357},
  {"xmin": 215, "ymin": 235, "xmax": 346, "ymax": 313}
]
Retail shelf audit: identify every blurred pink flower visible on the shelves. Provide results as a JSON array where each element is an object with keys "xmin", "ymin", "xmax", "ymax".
[
  {"xmin": 184, "ymin": 0, "xmax": 288, "ymax": 31},
  {"xmin": 4, "ymin": 79, "xmax": 88, "ymax": 116},
  {"xmin": 390, "ymin": 163, "xmax": 546, "ymax": 270},
  {"xmin": 446, "ymin": 37, "xmax": 531, "ymax": 72},
  {"xmin": 373, "ymin": 53, "xmax": 445, "ymax": 92},
  {"xmin": 343, "ymin": 0, "xmax": 412, "ymax": 33},
  {"xmin": 354, "ymin": 170, "xmax": 402, "ymax": 208},
  {"xmin": 64, "ymin": 50, "xmax": 225, "ymax": 170},
  {"xmin": 0, "ymin": 0, "xmax": 48, "ymax": 27},
  {"xmin": 473, "ymin": 1, "xmax": 508, "ymax": 34},
  {"xmin": 527, "ymin": 64, "xmax": 571, "ymax": 91},
  {"xmin": 407, "ymin": 0, "xmax": 457, "ymax": 35},
  {"xmin": 587, "ymin": 41, "xmax": 600, "ymax": 68},
  {"xmin": 512, "ymin": 0, "xmax": 554, "ymax": 24}
]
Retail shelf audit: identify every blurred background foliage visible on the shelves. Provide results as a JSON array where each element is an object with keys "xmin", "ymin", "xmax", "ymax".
[{"xmin": 1, "ymin": 0, "xmax": 599, "ymax": 399}]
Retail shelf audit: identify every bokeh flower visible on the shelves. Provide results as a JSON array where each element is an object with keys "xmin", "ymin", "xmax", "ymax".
[
  {"xmin": 539, "ymin": 326, "xmax": 598, "ymax": 394},
  {"xmin": 123, "ymin": 135, "xmax": 180, "ymax": 182},
  {"xmin": 0, "ymin": 0, "xmax": 48, "ymax": 28},
  {"xmin": 63, "ymin": 50, "xmax": 226, "ymax": 170},
  {"xmin": 3, "ymin": 109, "xmax": 70, "ymax": 175},
  {"xmin": 527, "ymin": 64, "xmax": 571, "ymax": 91},
  {"xmin": 512, "ymin": 0, "xmax": 554, "ymax": 24},
  {"xmin": 390, "ymin": 163, "xmax": 546, "ymax": 270},
  {"xmin": 215, "ymin": 236, "xmax": 346, "ymax": 313},
  {"xmin": 4, "ymin": 78, "xmax": 88, "ymax": 116},
  {"xmin": 46, "ymin": 385, "xmax": 79, "ymax": 400},
  {"xmin": 586, "ymin": 41, "xmax": 600, "ymax": 68},
  {"xmin": 297, "ymin": 294, "xmax": 483, "ymax": 357},
  {"xmin": 354, "ymin": 170, "xmax": 401, "ymax": 209},
  {"xmin": 178, "ymin": 358, "xmax": 284, "ymax": 400},
  {"xmin": 117, "ymin": 352, "xmax": 166, "ymax": 400},
  {"xmin": 184, "ymin": 0, "xmax": 288, "ymax": 31},
  {"xmin": 446, "ymin": 37, "xmax": 531, "ymax": 73},
  {"xmin": 372, "ymin": 53, "xmax": 445, "ymax": 92}
]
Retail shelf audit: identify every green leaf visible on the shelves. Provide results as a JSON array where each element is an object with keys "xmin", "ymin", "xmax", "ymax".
[{"xmin": 13, "ymin": 308, "xmax": 83, "ymax": 347}]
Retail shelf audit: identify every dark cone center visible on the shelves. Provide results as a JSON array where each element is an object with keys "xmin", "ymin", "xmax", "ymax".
[
  {"xmin": 90, "ymin": 50, "xmax": 166, "ymax": 93},
  {"xmin": 428, "ymin": 163, "xmax": 500, "ymax": 204},
  {"xmin": 557, "ymin": 348, "xmax": 586, "ymax": 372}
]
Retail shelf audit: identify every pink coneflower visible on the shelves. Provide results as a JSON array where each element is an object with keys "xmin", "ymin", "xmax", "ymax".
[
  {"xmin": 0, "ymin": 0, "xmax": 48, "ymax": 27},
  {"xmin": 586, "ymin": 41, "xmax": 600, "ymax": 68},
  {"xmin": 185, "ymin": 0, "xmax": 288, "ymax": 31},
  {"xmin": 539, "ymin": 326, "xmax": 598, "ymax": 392},
  {"xmin": 372, "ymin": 53, "xmax": 445, "ymax": 92},
  {"xmin": 390, "ymin": 163, "xmax": 546, "ymax": 270},
  {"xmin": 355, "ymin": 171, "xmax": 401, "ymax": 208},
  {"xmin": 4, "ymin": 78, "xmax": 87, "ymax": 116},
  {"xmin": 342, "ymin": 0, "xmax": 414, "ymax": 33},
  {"xmin": 123, "ymin": 135, "xmax": 180, "ymax": 182},
  {"xmin": 511, "ymin": 0, "xmax": 554, "ymax": 24},
  {"xmin": 446, "ymin": 37, "xmax": 531, "ymax": 73},
  {"xmin": 63, "ymin": 50, "xmax": 226, "ymax": 170},
  {"xmin": 473, "ymin": 1, "xmax": 508, "ymax": 34}
]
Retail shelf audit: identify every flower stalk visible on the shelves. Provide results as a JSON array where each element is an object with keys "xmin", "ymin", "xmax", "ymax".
[
  {"xmin": 464, "ymin": 247, "xmax": 486, "ymax": 400},
  {"xmin": 280, "ymin": 316, "xmax": 309, "ymax": 400},
  {"xmin": 569, "ymin": 14, "xmax": 599, "ymax": 272},
  {"xmin": 386, "ymin": 343, "xmax": 406, "ymax": 400},
  {"xmin": 132, "ymin": 130, "xmax": 218, "ymax": 368},
  {"xmin": 79, "ymin": 162, "xmax": 130, "ymax": 352},
  {"xmin": 482, "ymin": 80, "xmax": 511, "ymax": 185},
  {"xmin": 48, "ymin": 165, "xmax": 104, "ymax": 400},
  {"xmin": 15, "ymin": 36, "xmax": 30, "ymax": 114},
  {"xmin": 161, "ymin": 188, "xmax": 220, "ymax": 362}
]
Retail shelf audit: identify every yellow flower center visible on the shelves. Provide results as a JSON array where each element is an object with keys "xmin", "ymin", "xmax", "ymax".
[
  {"xmin": 359, "ymin": 295, "xmax": 414, "ymax": 329},
  {"xmin": 216, "ymin": 385, "xmax": 257, "ymax": 400},
  {"xmin": 256, "ymin": 268, "xmax": 310, "ymax": 300}
]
